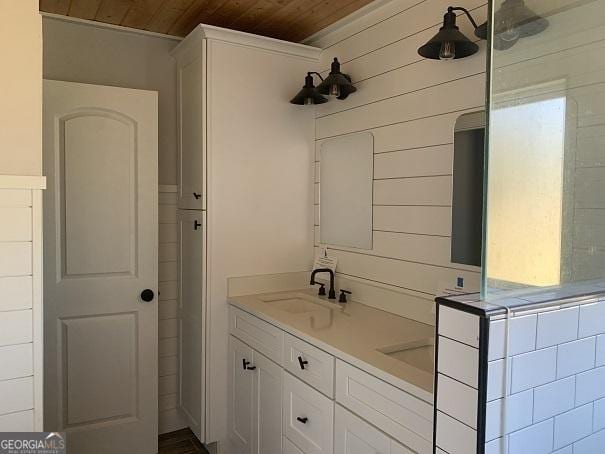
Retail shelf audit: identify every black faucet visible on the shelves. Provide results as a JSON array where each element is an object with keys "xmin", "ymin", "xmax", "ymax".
[{"xmin": 310, "ymin": 268, "xmax": 336, "ymax": 299}]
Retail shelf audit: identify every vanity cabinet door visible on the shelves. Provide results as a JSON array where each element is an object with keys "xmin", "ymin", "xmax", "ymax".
[
  {"xmin": 228, "ymin": 336, "xmax": 255, "ymax": 454},
  {"xmin": 253, "ymin": 351, "xmax": 283, "ymax": 454}
]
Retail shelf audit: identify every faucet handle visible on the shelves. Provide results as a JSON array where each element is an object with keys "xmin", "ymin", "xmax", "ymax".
[
  {"xmin": 317, "ymin": 283, "xmax": 326, "ymax": 296},
  {"xmin": 338, "ymin": 289, "xmax": 352, "ymax": 303}
]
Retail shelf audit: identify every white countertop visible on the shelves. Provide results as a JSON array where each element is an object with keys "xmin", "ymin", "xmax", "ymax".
[{"xmin": 228, "ymin": 289, "xmax": 435, "ymax": 403}]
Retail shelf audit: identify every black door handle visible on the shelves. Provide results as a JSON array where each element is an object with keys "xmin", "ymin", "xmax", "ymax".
[
  {"xmin": 193, "ymin": 192, "xmax": 201, "ymax": 199},
  {"xmin": 194, "ymin": 220, "xmax": 202, "ymax": 230},
  {"xmin": 140, "ymin": 289, "xmax": 154, "ymax": 302},
  {"xmin": 296, "ymin": 417, "xmax": 308, "ymax": 424},
  {"xmin": 298, "ymin": 356, "xmax": 309, "ymax": 370}
]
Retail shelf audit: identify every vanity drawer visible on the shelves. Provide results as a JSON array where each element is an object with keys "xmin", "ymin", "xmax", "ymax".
[
  {"xmin": 335, "ymin": 360, "xmax": 433, "ymax": 454},
  {"xmin": 229, "ymin": 306, "xmax": 283, "ymax": 364},
  {"xmin": 283, "ymin": 372, "xmax": 334, "ymax": 454},
  {"xmin": 283, "ymin": 333, "xmax": 335, "ymax": 397}
]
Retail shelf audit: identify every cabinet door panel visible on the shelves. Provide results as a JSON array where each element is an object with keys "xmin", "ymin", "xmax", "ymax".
[
  {"xmin": 176, "ymin": 41, "xmax": 205, "ymax": 210},
  {"xmin": 178, "ymin": 210, "xmax": 205, "ymax": 439},
  {"xmin": 228, "ymin": 336, "xmax": 255, "ymax": 454},
  {"xmin": 253, "ymin": 352, "xmax": 282, "ymax": 454},
  {"xmin": 335, "ymin": 404, "xmax": 390, "ymax": 454}
]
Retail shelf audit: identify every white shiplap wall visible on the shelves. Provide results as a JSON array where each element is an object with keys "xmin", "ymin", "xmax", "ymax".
[
  {"xmin": 0, "ymin": 178, "xmax": 45, "ymax": 431},
  {"xmin": 308, "ymin": 0, "xmax": 487, "ymax": 324},
  {"xmin": 158, "ymin": 185, "xmax": 185, "ymax": 434}
]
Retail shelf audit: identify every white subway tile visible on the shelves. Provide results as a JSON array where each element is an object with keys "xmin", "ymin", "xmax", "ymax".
[
  {"xmin": 556, "ymin": 337, "xmax": 596, "ymax": 378},
  {"xmin": 553, "ymin": 403, "xmax": 593, "ymax": 449},
  {"xmin": 489, "ymin": 315, "xmax": 537, "ymax": 361},
  {"xmin": 485, "ymin": 438, "xmax": 504, "ymax": 454},
  {"xmin": 487, "ymin": 358, "xmax": 511, "ymax": 401},
  {"xmin": 596, "ymin": 335, "xmax": 605, "ymax": 367},
  {"xmin": 436, "ymin": 411, "xmax": 477, "ymax": 454},
  {"xmin": 485, "ymin": 389, "xmax": 533, "ymax": 441},
  {"xmin": 551, "ymin": 447, "xmax": 572, "ymax": 454},
  {"xmin": 536, "ymin": 307, "xmax": 579, "ymax": 348},
  {"xmin": 573, "ymin": 427, "xmax": 605, "ymax": 454},
  {"xmin": 576, "ymin": 366, "xmax": 605, "ymax": 405},
  {"xmin": 437, "ymin": 336, "xmax": 479, "ymax": 388},
  {"xmin": 508, "ymin": 418, "xmax": 553, "ymax": 454},
  {"xmin": 595, "ymin": 397, "xmax": 605, "ymax": 432},
  {"xmin": 439, "ymin": 305, "xmax": 480, "ymax": 348},
  {"xmin": 579, "ymin": 301, "xmax": 605, "ymax": 338},
  {"xmin": 511, "ymin": 347, "xmax": 557, "ymax": 393},
  {"xmin": 437, "ymin": 373, "xmax": 478, "ymax": 429},
  {"xmin": 533, "ymin": 377, "xmax": 575, "ymax": 422}
]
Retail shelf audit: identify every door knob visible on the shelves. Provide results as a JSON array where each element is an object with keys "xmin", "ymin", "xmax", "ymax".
[{"xmin": 140, "ymin": 289, "xmax": 155, "ymax": 302}]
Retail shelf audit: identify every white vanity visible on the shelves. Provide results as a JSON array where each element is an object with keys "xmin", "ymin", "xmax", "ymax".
[{"xmin": 227, "ymin": 290, "xmax": 435, "ymax": 454}]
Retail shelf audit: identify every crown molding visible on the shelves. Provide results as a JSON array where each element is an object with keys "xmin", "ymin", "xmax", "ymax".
[
  {"xmin": 41, "ymin": 12, "xmax": 183, "ymax": 42},
  {"xmin": 172, "ymin": 24, "xmax": 321, "ymax": 61}
]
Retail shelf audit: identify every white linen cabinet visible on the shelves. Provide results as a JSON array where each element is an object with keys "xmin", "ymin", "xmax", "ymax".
[{"xmin": 171, "ymin": 25, "xmax": 320, "ymax": 447}]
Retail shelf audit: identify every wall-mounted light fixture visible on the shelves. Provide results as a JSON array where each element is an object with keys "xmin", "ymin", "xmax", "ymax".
[
  {"xmin": 317, "ymin": 58, "xmax": 357, "ymax": 100},
  {"xmin": 290, "ymin": 72, "xmax": 328, "ymax": 105},
  {"xmin": 492, "ymin": 0, "xmax": 548, "ymax": 50},
  {"xmin": 291, "ymin": 58, "xmax": 356, "ymax": 105},
  {"xmin": 418, "ymin": 6, "xmax": 486, "ymax": 60}
]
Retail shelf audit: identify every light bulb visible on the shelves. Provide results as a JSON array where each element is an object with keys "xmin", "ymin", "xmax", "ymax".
[
  {"xmin": 330, "ymin": 84, "xmax": 341, "ymax": 97},
  {"xmin": 498, "ymin": 16, "xmax": 520, "ymax": 41},
  {"xmin": 439, "ymin": 41, "xmax": 456, "ymax": 60}
]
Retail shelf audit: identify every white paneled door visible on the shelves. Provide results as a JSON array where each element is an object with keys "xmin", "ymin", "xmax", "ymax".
[{"xmin": 43, "ymin": 80, "xmax": 158, "ymax": 454}]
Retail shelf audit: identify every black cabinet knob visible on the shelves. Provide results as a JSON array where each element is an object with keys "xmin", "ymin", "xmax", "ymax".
[
  {"xmin": 140, "ymin": 289, "xmax": 154, "ymax": 302},
  {"xmin": 296, "ymin": 417, "xmax": 308, "ymax": 424},
  {"xmin": 193, "ymin": 192, "xmax": 201, "ymax": 200},
  {"xmin": 298, "ymin": 356, "xmax": 309, "ymax": 370}
]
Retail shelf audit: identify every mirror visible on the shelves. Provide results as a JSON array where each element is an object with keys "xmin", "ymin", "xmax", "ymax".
[
  {"xmin": 451, "ymin": 111, "xmax": 485, "ymax": 267},
  {"xmin": 319, "ymin": 132, "xmax": 374, "ymax": 249}
]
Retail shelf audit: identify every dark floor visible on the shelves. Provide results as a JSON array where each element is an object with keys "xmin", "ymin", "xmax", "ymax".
[{"xmin": 159, "ymin": 428, "xmax": 209, "ymax": 454}]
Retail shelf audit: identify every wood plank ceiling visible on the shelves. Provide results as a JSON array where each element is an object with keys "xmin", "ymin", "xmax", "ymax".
[{"xmin": 39, "ymin": 0, "xmax": 376, "ymax": 42}]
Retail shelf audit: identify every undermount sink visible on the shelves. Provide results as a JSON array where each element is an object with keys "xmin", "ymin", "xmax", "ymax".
[
  {"xmin": 258, "ymin": 293, "xmax": 329, "ymax": 314},
  {"xmin": 377, "ymin": 339, "xmax": 435, "ymax": 373}
]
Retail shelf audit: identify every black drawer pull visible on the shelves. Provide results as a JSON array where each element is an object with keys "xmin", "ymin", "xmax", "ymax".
[
  {"xmin": 193, "ymin": 192, "xmax": 201, "ymax": 199},
  {"xmin": 242, "ymin": 359, "xmax": 250, "ymax": 370},
  {"xmin": 298, "ymin": 356, "xmax": 309, "ymax": 370},
  {"xmin": 246, "ymin": 365, "xmax": 256, "ymax": 370},
  {"xmin": 296, "ymin": 417, "xmax": 308, "ymax": 424}
]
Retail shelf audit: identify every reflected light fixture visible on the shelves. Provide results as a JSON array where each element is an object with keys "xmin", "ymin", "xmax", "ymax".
[
  {"xmin": 317, "ymin": 58, "xmax": 357, "ymax": 100},
  {"xmin": 418, "ymin": 6, "xmax": 486, "ymax": 60},
  {"xmin": 290, "ymin": 72, "xmax": 328, "ymax": 105},
  {"xmin": 492, "ymin": 0, "xmax": 549, "ymax": 50}
]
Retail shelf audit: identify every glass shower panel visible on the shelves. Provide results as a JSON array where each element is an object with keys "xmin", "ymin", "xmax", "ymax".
[{"xmin": 484, "ymin": 0, "xmax": 605, "ymax": 298}]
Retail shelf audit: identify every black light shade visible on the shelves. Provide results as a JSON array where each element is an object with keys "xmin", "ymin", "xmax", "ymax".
[
  {"xmin": 418, "ymin": 7, "xmax": 479, "ymax": 60},
  {"xmin": 475, "ymin": 21, "xmax": 488, "ymax": 40},
  {"xmin": 493, "ymin": 0, "xmax": 548, "ymax": 50},
  {"xmin": 290, "ymin": 73, "xmax": 328, "ymax": 105},
  {"xmin": 317, "ymin": 58, "xmax": 357, "ymax": 100}
]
